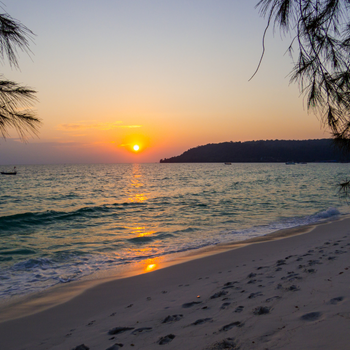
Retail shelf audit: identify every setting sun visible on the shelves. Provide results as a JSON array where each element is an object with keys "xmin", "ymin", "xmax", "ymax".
[{"xmin": 133, "ymin": 145, "xmax": 140, "ymax": 151}]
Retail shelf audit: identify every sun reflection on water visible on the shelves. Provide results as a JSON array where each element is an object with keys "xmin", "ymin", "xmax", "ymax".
[
  {"xmin": 124, "ymin": 164, "xmax": 160, "ymax": 265},
  {"xmin": 124, "ymin": 225, "xmax": 156, "ymax": 237},
  {"xmin": 143, "ymin": 258, "xmax": 161, "ymax": 272},
  {"xmin": 145, "ymin": 263, "xmax": 157, "ymax": 272},
  {"xmin": 127, "ymin": 164, "xmax": 148, "ymax": 202}
]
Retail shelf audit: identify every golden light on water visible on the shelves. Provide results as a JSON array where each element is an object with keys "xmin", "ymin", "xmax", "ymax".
[
  {"xmin": 125, "ymin": 225, "xmax": 155, "ymax": 237},
  {"xmin": 127, "ymin": 164, "xmax": 148, "ymax": 202},
  {"xmin": 146, "ymin": 263, "xmax": 156, "ymax": 271},
  {"xmin": 143, "ymin": 258, "xmax": 160, "ymax": 273}
]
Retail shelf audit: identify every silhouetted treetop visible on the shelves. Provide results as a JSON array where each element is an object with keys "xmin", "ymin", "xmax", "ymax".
[
  {"xmin": 254, "ymin": 0, "xmax": 350, "ymax": 151},
  {"xmin": 0, "ymin": 11, "xmax": 40, "ymax": 140}
]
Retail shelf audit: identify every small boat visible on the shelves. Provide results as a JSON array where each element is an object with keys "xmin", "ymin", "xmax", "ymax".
[
  {"xmin": 1, "ymin": 166, "xmax": 17, "ymax": 175},
  {"xmin": 285, "ymin": 162, "xmax": 295, "ymax": 165},
  {"xmin": 224, "ymin": 162, "xmax": 232, "ymax": 165}
]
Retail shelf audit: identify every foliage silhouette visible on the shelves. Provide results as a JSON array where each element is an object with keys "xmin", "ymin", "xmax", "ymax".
[
  {"xmin": 159, "ymin": 139, "xmax": 350, "ymax": 163},
  {"xmin": 0, "ymin": 11, "xmax": 40, "ymax": 140},
  {"xmin": 254, "ymin": 0, "xmax": 350, "ymax": 192}
]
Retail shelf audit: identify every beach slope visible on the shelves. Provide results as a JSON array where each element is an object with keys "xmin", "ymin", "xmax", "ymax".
[{"xmin": 1, "ymin": 217, "xmax": 350, "ymax": 350}]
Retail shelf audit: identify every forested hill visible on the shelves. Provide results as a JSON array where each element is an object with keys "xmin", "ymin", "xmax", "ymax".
[{"xmin": 160, "ymin": 139, "xmax": 350, "ymax": 163}]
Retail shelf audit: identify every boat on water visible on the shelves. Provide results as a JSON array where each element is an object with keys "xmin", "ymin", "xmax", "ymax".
[
  {"xmin": 1, "ymin": 167, "xmax": 17, "ymax": 175},
  {"xmin": 224, "ymin": 162, "xmax": 232, "ymax": 165}
]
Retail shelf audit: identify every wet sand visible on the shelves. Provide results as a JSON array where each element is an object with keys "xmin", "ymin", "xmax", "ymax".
[{"xmin": 1, "ymin": 217, "xmax": 350, "ymax": 349}]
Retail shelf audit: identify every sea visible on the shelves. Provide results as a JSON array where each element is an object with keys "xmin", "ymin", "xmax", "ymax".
[{"xmin": 1, "ymin": 162, "xmax": 349, "ymax": 302}]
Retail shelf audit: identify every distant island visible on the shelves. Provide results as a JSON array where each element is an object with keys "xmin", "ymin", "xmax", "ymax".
[{"xmin": 160, "ymin": 139, "xmax": 350, "ymax": 163}]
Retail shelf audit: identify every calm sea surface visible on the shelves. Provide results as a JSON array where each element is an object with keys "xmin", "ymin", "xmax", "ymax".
[{"xmin": 0, "ymin": 163, "xmax": 349, "ymax": 300}]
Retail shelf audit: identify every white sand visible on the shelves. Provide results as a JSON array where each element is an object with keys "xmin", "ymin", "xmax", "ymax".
[{"xmin": 1, "ymin": 217, "xmax": 350, "ymax": 350}]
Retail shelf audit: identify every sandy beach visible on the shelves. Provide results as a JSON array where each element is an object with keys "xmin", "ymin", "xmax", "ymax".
[{"xmin": 1, "ymin": 217, "xmax": 350, "ymax": 350}]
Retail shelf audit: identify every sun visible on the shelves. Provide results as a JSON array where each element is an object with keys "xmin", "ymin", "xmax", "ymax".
[{"xmin": 133, "ymin": 144, "xmax": 140, "ymax": 152}]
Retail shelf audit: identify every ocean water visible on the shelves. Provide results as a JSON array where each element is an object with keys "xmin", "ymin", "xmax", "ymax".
[{"xmin": 0, "ymin": 162, "xmax": 349, "ymax": 301}]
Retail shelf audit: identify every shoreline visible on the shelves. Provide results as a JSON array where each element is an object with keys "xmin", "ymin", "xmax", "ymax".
[
  {"xmin": 1, "ymin": 215, "xmax": 350, "ymax": 349},
  {"xmin": 0, "ymin": 215, "xmax": 340, "ymax": 324}
]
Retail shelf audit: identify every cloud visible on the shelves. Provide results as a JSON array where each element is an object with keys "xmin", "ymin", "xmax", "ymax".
[{"xmin": 56, "ymin": 121, "xmax": 142, "ymax": 131}]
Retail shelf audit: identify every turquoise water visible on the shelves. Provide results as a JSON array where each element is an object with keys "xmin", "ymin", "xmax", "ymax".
[{"xmin": 0, "ymin": 163, "xmax": 349, "ymax": 300}]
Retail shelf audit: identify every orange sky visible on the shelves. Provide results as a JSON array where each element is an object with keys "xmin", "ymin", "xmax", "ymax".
[{"xmin": 0, "ymin": 1, "xmax": 328, "ymax": 164}]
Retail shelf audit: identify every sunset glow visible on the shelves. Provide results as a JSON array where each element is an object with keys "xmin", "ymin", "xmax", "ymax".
[{"xmin": 0, "ymin": 1, "xmax": 328, "ymax": 165}]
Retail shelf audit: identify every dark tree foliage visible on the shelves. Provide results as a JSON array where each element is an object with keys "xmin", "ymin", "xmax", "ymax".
[
  {"xmin": 0, "ymin": 12, "xmax": 40, "ymax": 140},
  {"xmin": 254, "ymin": 0, "xmax": 350, "ymax": 192},
  {"xmin": 160, "ymin": 139, "xmax": 349, "ymax": 163}
]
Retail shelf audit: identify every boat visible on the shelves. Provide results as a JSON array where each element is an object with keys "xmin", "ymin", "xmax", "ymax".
[
  {"xmin": 285, "ymin": 162, "xmax": 295, "ymax": 165},
  {"xmin": 1, "ymin": 166, "xmax": 17, "ymax": 175},
  {"xmin": 224, "ymin": 162, "xmax": 232, "ymax": 165}
]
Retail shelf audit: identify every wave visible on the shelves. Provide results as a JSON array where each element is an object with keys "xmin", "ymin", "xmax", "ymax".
[
  {"xmin": 219, "ymin": 207, "xmax": 342, "ymax": 244},
  {"xmin": 312, "ymin": 207, "xmax": 340, "ymax": 220},
  {"xmin": 127, "ymin": 232, "xmax": 175, "ymax": 244},
  {"xmin": 0, "ymin": 249, "xmax": 36, "ymax": 256},
  {"xmin": 0, "ymin": 202, "xmax": 148, "ymax": 231},
  {"xmin": 128, "ymin": 236, "xmax": 155, "ymax": 243},
  {"xmin": 0, "ymin": 206, "xmax": 343, "ymax": 300}
]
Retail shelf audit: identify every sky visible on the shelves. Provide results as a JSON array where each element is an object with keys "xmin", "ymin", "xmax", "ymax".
[{"xmin": 0, "ymin": 0, "xmax": 329, "ymax": 164}]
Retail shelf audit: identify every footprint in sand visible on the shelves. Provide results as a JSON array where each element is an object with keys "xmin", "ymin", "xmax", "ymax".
[
  {"xmin": 220, "ymin": 302, "xmax": 231, "ymax": 309},
  {"xmin": 234, "ymin": 305, "xmax": 244, "ymax": 313},
  {"xmin": 219, "ymin": 321, "xmax": 244, "ymax": 331},
  {"xmin": 72, "ymin": 345, "xmax": 89, "ymax": 350},
  {"xmin": 328, "ymin": 296, "xmax": 344, "ymax": 305},
  {"xmin": 158, "ymin": 334, "xmax": 175, "ymax": 345},
  {"xmin": 265, "ymin": 296, "xmax": 281, "ymax": 302},
  {"xmin": 248, "ymin": 292, "xmax": 263, "ymax": 299},
  {"xmin": 162, "ymin": 314, "xmax": 183, "ymax": 323},
  {"xmin": 287, "ymin": 285, "xmax": 300, "ymax": 292},
  {"xmin": 131, "ymin": 327, "xmax": 152, "ymax": 335},
  {"xmin": 108, "ymin": 327, "xmax": 134, "ymax": 335},
  {"xmin": 106, "ymin": 344, "xmax": 124, "ymax": 350},
  {"xmin": 253, "ymin": 306, "xmax": 271, "ymax": 315},
  {"xmin": 300, "ymin": 312, "xmax": 322, "ymax": 321},
  {"xmin": 247, "ymin": 279, "xmax": 257, "ymax": 284},
  {"xmin": 191, "ymin": 318, "xmax": 213, "ymax": 326},
  {"xmin": 210, "ymin": 291, "xmax": 228, "ymax": 299},
  {"xmin": 308, "ymin": 260, "xmax": 322, "ymax": 266},
  {"xmin": 305, "ymin": 268, "xmax": 316, "ymax": 274},
  {"xmin": 207, "ymin": 338, "xmax": 238, "ymax": 350},
  {"xmin": 276, "ymin": 260, "xmax": 286, "ymax": 266},
  {"xmin": 182, "ymin": 301, "xmax": 202, "ymax": 308},
  {"xmin": 335, "ymin": 250, "xmax": 347, "ymax": 254},
  {"xmin": 281, "ymin": 273, "xmax": 302, "ymax": 282},
  {"xmin": 248, "ymin": 273, "xmax": 257, "ymax": 278},
  {"xmin": 222, "ymin": 281, "xmax": 238, "ymax": 289}
]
